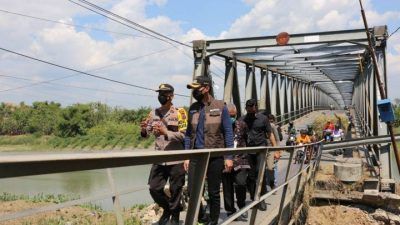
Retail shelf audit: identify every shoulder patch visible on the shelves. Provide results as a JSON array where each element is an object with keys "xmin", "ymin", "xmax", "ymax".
[{"xmin": 177, "ymin": 108, "xmax": 188, "ymax": 132}]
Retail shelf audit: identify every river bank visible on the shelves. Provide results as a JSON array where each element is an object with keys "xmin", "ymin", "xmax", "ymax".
[{"xmin": 0, "ymin": 134, "xmax": 154, "ymax": 152}]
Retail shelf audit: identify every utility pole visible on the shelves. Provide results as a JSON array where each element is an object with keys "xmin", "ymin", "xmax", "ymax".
[{"xmin": 359, "ymin": 0, "xmax": 400, "ymax": 175}]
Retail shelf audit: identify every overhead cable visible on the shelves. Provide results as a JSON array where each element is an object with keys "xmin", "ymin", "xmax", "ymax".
[
  {"xmin": 388, "ymin": 26, "xmax": 400, "ymax": 39},
  {"xmin": 0, "ymin": 46, "xmax": 190, "ymax": 97},
  {"xmin": 0, "ymin": 46, "xmax": 175, "ymax": 93},
  {"xmin": 68, "ymin": 0, "xmax": 186, "ymax": 48},
  {"xmin": 0, "ymin": 8, "xmax": 150, "ymax": 38},
  {"xmin": 0, "ymin": 74, "xmax": 154, "ymax": 97},
  {"xmin": 73, "ymin": 0, "xmax": 191, "ymax": 48}
]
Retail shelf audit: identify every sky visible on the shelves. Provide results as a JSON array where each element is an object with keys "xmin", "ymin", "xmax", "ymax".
[{"xmin": 0, "ymin": 0, "xmax": 399, "ymax": 109}]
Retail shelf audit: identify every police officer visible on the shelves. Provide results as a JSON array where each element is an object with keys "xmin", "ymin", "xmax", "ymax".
[
  {"xmin": 184, "ymin": 76, "xmax": 234, "ymax": 225},
  {"xmin": 140, "ymin": 83, "xmax": 187, "ymax": 225}
]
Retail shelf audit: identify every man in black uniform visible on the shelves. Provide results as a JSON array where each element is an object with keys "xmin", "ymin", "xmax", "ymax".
[
  {"xmin": 240, "ymin": 99, "xmax": 276, "ymax": 211},
  {"xmin": 140, "ymin": 84, "xmax": 187, "ymax": 225}
]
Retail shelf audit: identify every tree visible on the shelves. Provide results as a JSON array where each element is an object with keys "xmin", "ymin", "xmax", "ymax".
[
  {"xmin": 394, "ymin": 98, "xmax": 400, "ymax": 108},
  {"xmin": 57, "ymin": 104, "xmax": 94, "ymax": 137},
  {"xmin": 28, "ymin": 101, "xmax": 61, "ymax": 135},
  {"xmin": 394, "ymin": 106, "xmax": 400, "ymax": 127}
]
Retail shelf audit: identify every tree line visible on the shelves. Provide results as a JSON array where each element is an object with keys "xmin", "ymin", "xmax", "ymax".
[
  {"xmin": 1, "ymin": 100, "xmax": 399, "ymax": 138},
  {"xmin": 0, "ymin": 101, "xmax": 150, "ymax": 137}
]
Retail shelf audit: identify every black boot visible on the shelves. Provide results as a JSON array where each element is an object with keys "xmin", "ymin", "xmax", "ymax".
[
  {"xmin": 258, "ymin": 200, "xmax": 267, "ymax": 211},
  {"xmin": 170, "ymin": 212, "xmax": 180, "ymax": 225},
  {"xmin": 158, "ymin": 209, "xmax": 170, "ymax": 225},
  {"xmin": 206, "ymin": 220, "xmax": 218, "ymax": 225}
]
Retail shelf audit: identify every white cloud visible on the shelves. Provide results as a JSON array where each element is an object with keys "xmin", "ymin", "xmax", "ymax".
[
  {"xmin": 317, "ymin": 10, "xmax": 349, "ymax": 30},
  {"xmin": 0, "ymin": 0, "xmax": 195, "ymax": 108},
  {"xmin": 0, "ymin": 0, "xmax": 400, "ymax": 110},
  {"xmin": 218, "ymin": 0, "xmax": 400, "ymax": 99}
]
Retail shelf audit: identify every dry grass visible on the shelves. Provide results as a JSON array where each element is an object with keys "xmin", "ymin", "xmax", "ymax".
[
  {"xmin": 312, "ymin": 113, "xmax": 349, "ymax": 138},
  {"xmin": 305, "ymin": 205, "xmax": 379, "ymax": 225}
]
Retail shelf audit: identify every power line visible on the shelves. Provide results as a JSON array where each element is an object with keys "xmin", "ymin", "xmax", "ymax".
[
  {"xmin": 72, "ymin": 0, "xmax": 191, "ymax": 48},
  {"xmin": 0, "ymin": 46, "xmax": 190, "ymax": 97},
  {"xmin": 0, "ymin": 46, "xmax": 176, "ymax": 93},
  {"xmin": 389, "ymin": 26, "xmax": 400, "ymax": 39},
  {"xmin": 68, "ymin": 0, "xmax": 180, "ymax": 48},
  {"xmin": 0, "ymin": 74, "xmax": 155, "ymax": 97},
  {"xmin": 0, "ymin": 8, "xmax": 152, "ymax": 39}
]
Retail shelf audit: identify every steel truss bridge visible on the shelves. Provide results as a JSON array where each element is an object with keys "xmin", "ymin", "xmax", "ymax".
[
  {"xmin": 192, "ymin": 25, "xmax": 397, "ymax": 179},
  {"xmin": 1, "ymin": 26, "xmax": 399, "ymax": 225}
]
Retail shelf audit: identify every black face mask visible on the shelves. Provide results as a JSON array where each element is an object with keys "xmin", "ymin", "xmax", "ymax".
[
  {"xmin": 247, "ymin": 112, "xmax": 256, "ymax": 118},
  {"xmin": 158, "ymin": 95, "xmax": 169, "ymax": 105},
  {"xmin": 192, "ymin": 89, "xmax": 204, "ymax": 102}
]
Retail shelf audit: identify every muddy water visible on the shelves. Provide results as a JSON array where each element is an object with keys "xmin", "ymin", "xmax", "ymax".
[{"xmin": 0, "ymin": 165, "xmax": 153, "ymax": 210}]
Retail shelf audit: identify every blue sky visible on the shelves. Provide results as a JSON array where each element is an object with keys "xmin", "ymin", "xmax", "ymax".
[
  {"xmin": 146, "ymin": 0, "xmax": 252, "ymax": 37},
  {"xmin": 0, "ymin": 0, "xmax": 399, "ymax": 108}
]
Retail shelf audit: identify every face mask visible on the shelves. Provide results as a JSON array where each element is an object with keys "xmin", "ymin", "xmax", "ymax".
[
  {"xmin": 247, "ymin": 112, "xmax": 256, "ymax": 118},
  {"xmin": 158, "ymin": 95, "xmax": 169, "ymax": 105},
  {"xmin": 230, "ymin": 117, "xmax": 236, "ymax": 124},
  {"xmin": 192, "ymin": 89, "xmax": 204, "ymax": 102}
]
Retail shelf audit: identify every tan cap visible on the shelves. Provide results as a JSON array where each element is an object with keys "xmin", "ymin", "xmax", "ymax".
[
  {"xmin": 187, "ymin": 76, "xmax": 211, "ymax": 89},
  {"xmin": 155, "ymin": 83, "xmax": 174, "ymax": 92}
]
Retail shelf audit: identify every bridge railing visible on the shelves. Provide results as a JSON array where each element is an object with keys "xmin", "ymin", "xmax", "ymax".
[{"xmin": 0, "ymin": 142, "xmax": 324, "ymax": 225}]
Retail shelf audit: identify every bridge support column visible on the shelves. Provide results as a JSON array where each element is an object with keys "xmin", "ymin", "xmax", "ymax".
[
  {"xmin": 293, "ymin": 80, "xmax": 299, "ymax": 119},
  {"xmin": 278, "ymin": 74, "xmax": 285, "ymax": 123},
  {"xmin": 245, "ymin": 64, "xmax": 258, "ymax": 103},
  {"xmin": 374, "ymin": 47, "xmax": 393, "ymax": 180},
  {"xmin": 192, "ymin": 40, "xmax": 211, "ymax": 99},
  {"xmin": 287, "ymin": 78, "xmax": 293, "ymax": 122},
  {"xmin": 223, "ymin": 58, "xmax": 242, "ymax": 117},
  {"xmin": 259, "ymin": 68, "xmax": 270, "ymax": 114},
  {"xmin": 270, "ymin": 72, "xmax": 278, "ymax": 116},
  {"xmin": 283, "ymin": 76, "xmax": 289, "ymax": 123}
]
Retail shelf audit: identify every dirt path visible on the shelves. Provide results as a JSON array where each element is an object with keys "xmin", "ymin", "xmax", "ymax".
[{"xmin": 306, "ymin": 205, "xmax": 379, "ymax": 225}]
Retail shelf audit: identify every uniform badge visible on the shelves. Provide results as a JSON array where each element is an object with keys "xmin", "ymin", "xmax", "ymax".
[{"xmin": 209, "ymin": 108, "xmax": 221, "ymax": 116}]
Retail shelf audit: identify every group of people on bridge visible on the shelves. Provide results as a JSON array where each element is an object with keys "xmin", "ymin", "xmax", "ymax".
[{"xmin": 139, "ymin": 76, "xmax": 311, "ymax": 225}]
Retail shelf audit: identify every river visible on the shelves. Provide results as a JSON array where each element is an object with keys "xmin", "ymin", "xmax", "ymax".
[{"xmin": 0, "ymin": 165, "xmax": 153, "ymax": 210}]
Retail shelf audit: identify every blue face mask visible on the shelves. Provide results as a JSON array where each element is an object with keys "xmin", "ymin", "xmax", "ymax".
[{"xmin": 230, "ymin": 117, "xmax": 236, "ymax": 124}]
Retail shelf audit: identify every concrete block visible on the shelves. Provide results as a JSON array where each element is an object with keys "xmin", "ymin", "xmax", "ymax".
[{"xmin": 334, "ymin": 160, "xmax": 362, "ymax": 182}]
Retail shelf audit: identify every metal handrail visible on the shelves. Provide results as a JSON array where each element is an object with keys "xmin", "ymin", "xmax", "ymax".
[
  {"xmin": 322, "ymin": 134, "xmax": 400, "ymax": 151},
  {"xmin": 0, "ymin": 142, "xmax": 323, "ymax": 225}
]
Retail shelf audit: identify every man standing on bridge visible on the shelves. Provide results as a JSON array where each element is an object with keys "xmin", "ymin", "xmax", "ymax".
[
  {"xmin": 140, "ymin": 83, "xmax": 187, "ymax": 225},
  {"xmin": 184, "ymin": 76, "xmax": 234, "ymax": 225},
  {"xmin": 222, "ymin": 103, "xmax": 250, "ymax": 221},
  {"xmin": 240, "ymin": 99, "xmax": 277, "ymax": 211}
]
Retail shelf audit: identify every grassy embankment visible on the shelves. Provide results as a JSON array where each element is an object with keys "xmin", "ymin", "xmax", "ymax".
[
  {"xmin": 0, "ymin": 192, "xmax": 145, "ymax": 225},
  {"xmin": 0, "ymin": 122, "xmax": 154, "ymax": 152}
]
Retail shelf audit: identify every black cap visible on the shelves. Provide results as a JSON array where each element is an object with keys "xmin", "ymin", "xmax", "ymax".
[
  {"xmin": 245, "ymin": 99, "xmax": 258, "ymax": 107},
  {"xmin": 155, "ymin": 83, "xmax": 174, "ymax": 92},
  {"xmin": 187, "ymin": 76, "xmax": 211, "ymax": 89}
]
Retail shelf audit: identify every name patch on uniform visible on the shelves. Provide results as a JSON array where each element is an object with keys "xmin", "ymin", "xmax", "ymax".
[{"xmin": 209, "ymin": 108, "xmax": 221, "ymax": 116}]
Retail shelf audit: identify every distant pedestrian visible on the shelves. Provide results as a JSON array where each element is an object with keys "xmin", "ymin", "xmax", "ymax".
[
  {"xmin": 184, "ymin": 76, "xmax": 234, "ymax": 225},
  {"xmin": 140, "ymin": 84, "xmax": 187, "ymax": 225}
]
